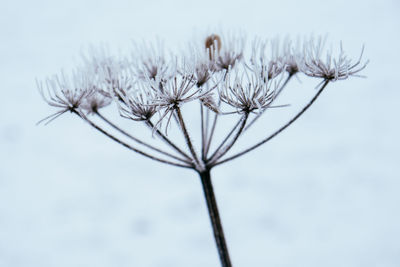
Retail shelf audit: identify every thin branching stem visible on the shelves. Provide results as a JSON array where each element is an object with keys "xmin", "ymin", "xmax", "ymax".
[
  {"xmin": 213, "ymin": 80, "xmax": 330, "ymax": 167},
  {"xmin": 275, "ymin": 73, "xmax": 294, "ymax": 99},
  {"xmin": 204, "ymin": 71, "xmax": 230, "ymax": 157},
  {"xmin": 201, "ymin": 103, "xmax": 206, "ymax": 161},
  {"xmin": 209, "ymin": 112, "xmax": 249, "ymax": 165},
  {"xmin": 204, "ymin": 103, "xmax": 220, "ymax": 158},
  {"xmin": 72, "ymin": 110, "xmax": 192, "ymax": 169},
  {"xmin": 207, "ymin": 114, "xmax": 246, "ymax": 163},
  {"xmin": 175, "ymin": 106, "xmax": 203, "ymax": 170},
  {"xmin": 145, "ymin": 120, "xmax": 192, "ymax": 161},
  {"xmin": 95, "ymin": 111, "xmax": 191, "ymax": 164},
  {"xmin": 205, "ymin": 105, "xmax": 210, "ymax": 136},
  {"xmin": 37, "ymin": 33, "xmax": 368, "ymax": 267}
]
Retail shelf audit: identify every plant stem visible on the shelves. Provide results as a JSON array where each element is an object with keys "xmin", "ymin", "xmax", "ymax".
[
  {"xmin": 175, "ymin": 106, "xmax": 202, "ymax": 169},
  {"xmin": 201, "ymin": 103, "xmax": 206, "ymax": 161},
  {"xmin": 72, "ymin": 110, "xmax": 191, "ymax": 169},
  {"xmin": 207, "ymin": 115, "xmax": 244, "ymax": 163},
  {"xmin": 96, "ymin": 111, "xmax": 190, "ymax": 164},
  {"xmin": 145, "ymin": 120, "xmax": 192, "ymax": 161},
  {"xmin": 199, "ymin": 170, "xmax": 232, "ymax": 267},
  {"xmin": 213, "ymin": 79, "xmax": 330, "ymax": 167},
  {"xmin": 208, "ymin": 113, "xmax": 248, "ymax": 165}
]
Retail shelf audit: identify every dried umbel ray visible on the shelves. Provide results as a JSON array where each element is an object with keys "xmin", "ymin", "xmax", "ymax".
[{"xmin": 38, "ymin": 32, "xmax": 368, "ymax": 267}]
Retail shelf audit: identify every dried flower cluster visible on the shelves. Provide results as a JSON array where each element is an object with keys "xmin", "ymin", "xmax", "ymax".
[
  {"xmin": 38, "ymin": 32, "xmax": 367, "ymax": 267},
  {"xmin": 38, "ymin": 34, "xmax": 367, "ymax": 169}
]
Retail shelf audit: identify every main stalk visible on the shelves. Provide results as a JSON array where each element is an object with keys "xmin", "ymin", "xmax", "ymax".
[{"xmin": 199, "ymin": 169, "xmax": 232, "ymax": 267}]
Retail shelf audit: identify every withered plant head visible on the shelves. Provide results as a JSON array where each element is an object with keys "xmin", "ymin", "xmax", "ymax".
[
  {"xmin": 37, "ymin": 70, "xmax": 95, "ymax": 124},
  {"xmin": 115, "ymin": 82, "xmax": 158, "ymax": 121},
  {"xmin": 132, "ymin": 40, "xmax": 170, "ymax": 80},
  {"xmin": 80, "ymin": 90, "xmax": 112, "ymax": 114},
  {"xmin": 302, "ymin": 36, "xmax": 369, "ymax": 81},
  {"xmin": 220, "ymin": 63, "xmax": 278, "ymax": 114},
  {"xmin": 38, "ymin": 31, "xmax": 368, "ymax": 170},
  {"xmin": 215, "ymin": 32, "xmax": 245, "ymax": 71},
  {"xmin": 38, "ymin": 32, "xmax": 368, "ymax": 267}
]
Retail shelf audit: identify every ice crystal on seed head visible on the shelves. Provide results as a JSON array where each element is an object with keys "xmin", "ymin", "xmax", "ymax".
[
  {"xmin": 37, "ymin": 71, "xmax": 95, "ymax": 124},
  {"xmin": 149, "ymin": 71, "xmax": 206, "ymax": 108},
  {"xmin": 249, "ymin": 38, "xmax": 285, "ymax": 80},
  {"xmin": 132, "ymin": 40, "xmax": 171, "ymax": 80},
  {"xmin": 183, "ymin": 45, "xmax": 216, "ymax": 88},
  {"xmin": 302, "ymin": 37, "xmax": 368, "ymax": 81},
  {"xmin": 282, "ymin": 37, "xmax": 304, "ymax": 75},
  {"xmin": 80, "ymin": 45, "xmax": 133, "ymax": 109},
  {"xmin": 38, "ymin": 32, "xmax": 368, "ymax": 128},
  {"xmin": 220, "ymin": 63, "xmax": 277, "ymax": 114},
  {"xmin": 213, "ymin": 32, "xmax": 244, "ymax": 71},
  {"xmin": 115, "ymin": 83, "xmax": 158, "ymax": 121},
  {"xmin": 249, "ymin": 37, "xmax": 304, "ymax": 81},
  {"xmin": 80, "ymin": 90, "xmax": 112, "ymax": 114},
  {"xmin": 269, "ymin": 37, "xmax": 305, "ymax": 76},
  {"xmin": 82, "ymin": 46, "xmax": 129, "ymax": 88}
]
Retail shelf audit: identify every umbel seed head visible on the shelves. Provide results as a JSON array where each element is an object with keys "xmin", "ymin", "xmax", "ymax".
[{"xmin": 205, "ymin": 34, "xmax": 221, "ymax": 60}]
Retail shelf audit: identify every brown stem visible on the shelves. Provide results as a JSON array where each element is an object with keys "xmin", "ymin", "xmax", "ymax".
[
  {"xmin": 175, "ymin": 106, "xmax": 202, "ymax": 169},
  {"xmin": 201, "ymin": 103, "xmax": 206, "ymax": 161},
  {"xmin": 208, "ymin": 113, "xmax": 248, "ymax": 164},
  {"xmin": 214, "ymin": 80, "xmax": 329, "ymax": 167},
  {"xmin": 207, "ymin": 115, "xmax": 243, "ymax": 163},
  {"xmin": 204, "ymin": 104, "xmax": 220, "ymax": 157},
  {"xmin": 73, "ymin": 110, "xmax": 191, "ymax": 169},
  {"xmin": 96, "ymin": 111, "xmax": 190, "ymax": 164},
  {"xmin": 145, "ymin": 120, "xmax": 192, "ymax": 161},
  {"xmin": 199, "ymin": 169, "xmax": 232, "ymax": 267}
]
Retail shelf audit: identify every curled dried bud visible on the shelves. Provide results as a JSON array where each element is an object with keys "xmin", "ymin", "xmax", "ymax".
[
  {"xmin": 200, "ymin": 95, "xmax": 220, "ymax": 114},
  {"xmin": 205, "ymin": 34, "xmax": 221, "ymax": 60}
]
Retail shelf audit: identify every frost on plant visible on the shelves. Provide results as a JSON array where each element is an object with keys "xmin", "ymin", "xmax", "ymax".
[{"xmin": 38, "ymin": 32, "xmax": 368, "ymax": 267}]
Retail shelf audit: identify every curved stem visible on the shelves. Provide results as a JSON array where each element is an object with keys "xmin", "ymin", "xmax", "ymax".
[
  {"xmin": 199, "ymin": 170, "xmax": 232, "ymax": 267},
  {"xmin": 274, "ymin": 73, "xmax": 293, "ymax": 99},
  {"xmin": 96, "ymin": 111, "xmax": 191, "ymax": 164},
  {"xmin": 73, "ymin": 110, "xmax": 191, "ymax": 169},
  {"xmin": 146, "ymin": 120, "xmax": 192, "ymax": 161},
  {"xmin": 213, "ymin": 80, "xmax": 329, "ymax": 167}
]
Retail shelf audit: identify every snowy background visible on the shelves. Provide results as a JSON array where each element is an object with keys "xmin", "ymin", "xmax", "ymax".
[{"xmin": 1, "ymin": 0, "xmax": 400, "ymax": 266}]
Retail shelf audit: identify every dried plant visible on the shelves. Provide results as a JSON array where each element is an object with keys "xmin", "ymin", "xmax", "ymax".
[{"xmin": 38, "ymin": 32, "xmax": 368, "ymax": 267}]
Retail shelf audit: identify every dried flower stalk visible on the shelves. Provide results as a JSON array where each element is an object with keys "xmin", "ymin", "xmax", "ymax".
[{"xmin": 38, "ymin": 32, "xmax": 367, "ymax": 267}]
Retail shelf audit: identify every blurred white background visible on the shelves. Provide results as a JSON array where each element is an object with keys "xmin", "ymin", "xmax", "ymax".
[{"xmin": 1, "ymin": 0, "xmax": 399, "ymax": 266}]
